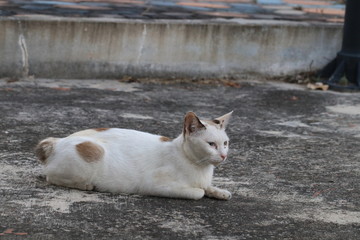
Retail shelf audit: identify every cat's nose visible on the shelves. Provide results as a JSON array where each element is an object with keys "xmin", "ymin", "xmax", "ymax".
[{"xmin": 220, "ymin": 155, "xmax": 227, "ymax": 160}]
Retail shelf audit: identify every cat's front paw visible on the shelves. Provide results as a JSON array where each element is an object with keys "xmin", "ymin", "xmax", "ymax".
[
  {"xmin": 205, "ymin": 186, "xmax": 232, "ymax": 200},
  {"xmin": 219, "ymin": 189, "xmax": 232, "ymax": 200},
  {"xmin": 190, "ymin": 188, "xmax": 206, "ymax": 200}
]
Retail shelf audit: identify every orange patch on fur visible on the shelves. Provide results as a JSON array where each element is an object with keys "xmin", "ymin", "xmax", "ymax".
[
  {"xmin": 35, "ymin": 138, "xmax": 57, "ymax": 164},
  {"xmin": 35, "ymin": 142, "xmax": 51, "ymax": 163},
  {"xmin": 94, "ymin": 128, "xmax": 110, "ymax": 132},
  {"xmin": 76, "ymin": 141, "xmax": 104, "ymax": 163},
  {"xmin": 160, "ymin": 136, "xmax": 172, "ymax": 142}
]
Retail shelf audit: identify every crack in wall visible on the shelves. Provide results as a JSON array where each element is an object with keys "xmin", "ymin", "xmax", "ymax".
[
  {"xmin": 136, "ymin": 24, "xmax": 147, "ymax": 64},
  {"xmin": 18, "ymin": 33, "xmax": 29, "ymax": 79}
]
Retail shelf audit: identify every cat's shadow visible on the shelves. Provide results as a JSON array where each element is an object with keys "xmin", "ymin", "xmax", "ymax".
[{"xmin": 35, "ymin": 174, "xmax": 228, "ymax": 201}]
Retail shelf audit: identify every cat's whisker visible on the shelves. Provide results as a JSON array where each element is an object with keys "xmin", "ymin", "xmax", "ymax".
[{"xmin": 196, "ymin": 156, "xmax": 211, "ymax": 165}]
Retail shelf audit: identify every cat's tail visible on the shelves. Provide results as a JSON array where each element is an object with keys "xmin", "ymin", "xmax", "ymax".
[{"xmin": 35, "ymin": 137, "xmax": 59, "ymax": 165}]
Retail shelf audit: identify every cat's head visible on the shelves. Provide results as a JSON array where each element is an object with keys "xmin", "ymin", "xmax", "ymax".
[{"xmin": 182, "ymin": 111, "xmax": 232, "ymax": 166}]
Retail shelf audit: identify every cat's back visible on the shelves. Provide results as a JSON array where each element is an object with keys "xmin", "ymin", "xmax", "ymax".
[
  {"xmin": 67, "ymin": 128, "xmax": 168, "ymax": 149},
  {"xmin": 49, "ymin": 128, "xmax": 173, "ymax": 168}
]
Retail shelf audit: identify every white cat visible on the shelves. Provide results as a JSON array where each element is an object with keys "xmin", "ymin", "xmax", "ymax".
[{"xmin": 35, "ymin": 111, "xmax": 233, "ymax": 200}]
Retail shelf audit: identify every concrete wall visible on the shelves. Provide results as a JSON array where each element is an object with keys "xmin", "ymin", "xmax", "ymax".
[{"xmin": 0, "ymin": 16, "xmax": 342, "ymax": 79}]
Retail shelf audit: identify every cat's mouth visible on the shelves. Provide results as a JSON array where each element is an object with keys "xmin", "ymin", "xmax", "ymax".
[{"xmin": 210, "ymin": 158, "xmax": 226, "ymax": 166}]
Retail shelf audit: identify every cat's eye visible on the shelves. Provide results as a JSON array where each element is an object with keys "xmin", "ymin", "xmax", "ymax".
[
  {"xmin": 208, "ymin": 142, "xmax": 217, "ymax": 149},
  {"xmin": 224, "ymin": 141, "xmax": 228, "ymax": 146}
]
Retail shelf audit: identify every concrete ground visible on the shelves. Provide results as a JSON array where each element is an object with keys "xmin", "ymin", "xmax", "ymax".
[{"xmin": 0, "ymin": 78, "xmax": 359, "ymax": 239}]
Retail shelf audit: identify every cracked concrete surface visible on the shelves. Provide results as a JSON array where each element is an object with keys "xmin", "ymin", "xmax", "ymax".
[{"xmin": 0, "ymin": 79, "xmax": 359, "ymax": 239}]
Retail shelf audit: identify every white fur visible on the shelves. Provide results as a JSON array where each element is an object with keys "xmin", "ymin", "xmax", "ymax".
[{"xmin": 36, "ymin": 112, "xmax": 232, "ymax": 200}]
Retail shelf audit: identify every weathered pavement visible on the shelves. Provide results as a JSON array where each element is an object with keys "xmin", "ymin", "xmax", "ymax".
[{"xmin": 0, "ymin": 79, "xmax": 360, "ymax": 239}]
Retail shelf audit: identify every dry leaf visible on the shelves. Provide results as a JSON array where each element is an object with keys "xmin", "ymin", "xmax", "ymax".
[
  {"xmin": 223, "ymin": 81, "xmax": 241, "ymax": 88},
  {"xmin": 1, "ymin": 228, "xmax": 28, "ymax": 236},
  {"xmin": 3, "ymin": 229, "xmax": 14, "ymax": 234},
  {"xmin": 307, "ymin": 82, "xmax": 329, "ymax": 91}
]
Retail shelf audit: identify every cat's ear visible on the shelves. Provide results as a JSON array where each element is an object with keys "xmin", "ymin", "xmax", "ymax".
[
  {"xmin": 214, "ymin": 111, "xmax": 233, "ymax": 130},
  {"xmin": 183, "ymin": 112, "xmax": 206, "ymax": 136}
]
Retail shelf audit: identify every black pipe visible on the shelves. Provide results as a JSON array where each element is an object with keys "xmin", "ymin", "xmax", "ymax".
[
  {"xmin": 341, "ymin": 0, "xmax": 360, "ymax": 56},
  {"xmin": 319, "ymin": 0, "xmax": 360, "ymax": 90}
]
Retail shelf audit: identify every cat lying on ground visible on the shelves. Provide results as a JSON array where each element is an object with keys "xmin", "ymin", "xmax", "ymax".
[{"xmin": 35, "ymin": 111, "xmax": 233, "ymax": 200}]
